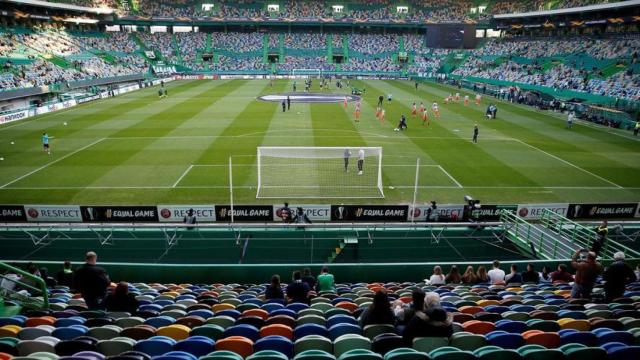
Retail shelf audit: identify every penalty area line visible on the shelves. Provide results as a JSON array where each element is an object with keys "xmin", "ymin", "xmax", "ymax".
[
  {"xmin": 173, "ymin": 165, "xmax": 194, "ymax": 188},
  {"xmin": 437, "ymin": 165, "xmax": 463, "ymax": 188}
]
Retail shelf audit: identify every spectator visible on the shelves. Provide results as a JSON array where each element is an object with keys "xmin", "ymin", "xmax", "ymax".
[
  {"xmin": 428, "ymin": 266, "xmax": 445, "ymax": 285},
  {"xmin": 183, "ymin": 208, "xmax": 197, "ymax": 227},
  {"xmin": 104, "ymin": 282, "xmax": 139, "ymax": 313},
  {"xmin": 0, "ymin": 265, "xmax": 21, "ymax": 292},
  {"xmin": 293, "ymin": 207, "xmax": 311, "ymax": 224},
  {"xmin": 550, "ymin": 264, "xmax": 574, "ymax": 283},
  {"xmin": 505, "ymin": 264, "xmax": 523, "ymax": 285},
  {"xmin": 20, "ymin": 263, "xmax": 42, "ymax": 292},
  {"xmin": 539, "ymin": 266, "xmax": 552, "ymax": 283},
  {"xmin": 39, "ymin": 267, "xmax": 57, "ymax": 288},
  {"xmin": 445, "ymin": 265, "xmax": 461, "ymax": 284},
  {"xmin": 317, "ymin": 266, "xmax": 335, "ymax": 292},
  {"xmin": 73, "ymin": 251, "xmax": 111, "ymax": 309},
  {"xmin": 301, "ymin": 268, "xmax": 316, "ymax": 290},
  {"xmin": 402, "ymin": 292, "xmax": 453, "ymax": 345},
  {"xmin": 393, "ymin": 288, "xmax": 425, "ymax": 326},
  {"xmin": 56, "ymin": 261, "xmax": 74, "ymax": 288},
  {"xmin": 521, "ymin": 264, "xmax": 540, "ymax": 284},
  {"xmin": 592, "ymin": 220, "xmax": 608, "ymax": 256},
  {"xmin": 359, "ymin": 291, "xmax": 395, "ymax": 327},
  {"xmin": 461, "ymin": 265, "xmax": 478, "ymax": 284},
  {"xmin": 603, "ymin": 252, "xmax": 636, "ymax": 301},
  {"xmin": 476, "ymin": 266, "xmax": 490, "ymax": 284},
  {"xmin": 265, "ymin": 274, "xmax": 285, "ymax": 300},
  {"xmin": 286, "ymin": 271, "xmax": 310, "ymax": 304},
  {"xmin": 570, "ymin": 250, "xmax": 602, "ymax": 299},
  {"xmin": 488, "ymin": 260, "xmax": 506, "ymax": 284}
]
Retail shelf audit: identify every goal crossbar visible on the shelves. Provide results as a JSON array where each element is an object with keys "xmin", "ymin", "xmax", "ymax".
[{"xmin": 256, "ymin": 146, "xmax": 384, "ymax": 199}]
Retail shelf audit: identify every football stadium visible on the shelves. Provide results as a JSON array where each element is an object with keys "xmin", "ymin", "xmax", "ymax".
[{"xmin": 2, "ymin": 1, "xmax": 640, "ymax": 360}]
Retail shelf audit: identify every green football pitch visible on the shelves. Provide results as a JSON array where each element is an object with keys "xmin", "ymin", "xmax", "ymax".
[{"xmin": 0, "ymin": 79, "xmax": 638, "ymax": 205}]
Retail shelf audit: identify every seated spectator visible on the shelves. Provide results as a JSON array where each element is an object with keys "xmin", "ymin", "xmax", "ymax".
[
  {"xmin": 56, "ymin": 261, "xmax": 74, "ymax": 288},
  {"xmin": 402, "ymin": 292, "xmax": 453, "ymax": 345},
  {"xmin": 265, "ymin": 274, "xmax": 285, "ymax": 300},
  {"xmin": 393, "ymin": 288, "xmax": 425, "ymax": 326},
  {"xmin": 550, "ymin": 264, "xmax": 574, "ymax": 283},
  {"xmin": 104, "ymin": 282, "xmax": 139, "ymax": 313},
  {"xmin": 488, "ymin": 260, "xmax": 505, "ymax": 284},
  {"xmin": 428, "ymin": 266, "xmax": 445, "ymax": 285},
  {"xmin": 461, "ymin": 265, "xmax": 478, "ymax": 284},
  {"xmin": 539, "ymin": 266, "xmax": 552, "ymax": 283},
  {"xmin": 286, "ymin": 271, "xmax": 310, "ymax": 304},
  {"xmin": 359, "ymin": 290, "xmax": 395, "ymax": 327},
  {"xmin": 505, "ymin": 264, "xmax": 523, "ymax": 285},
  {"xmin": 317, "ymin": 266, "xmax": 335, "ymax": 292},
  {"xmin": 476, "ymin": 266, "xmax": 490, "ymax": 284},
  {"xmin": 39, "ymin": 267, "xmax": 57, "ymax": 288},
  {"xmin": 521, "ymin": 263, "xmax": 540, "ymax": 284},
  {"xmin": 301, "ymin": 267, "xmax": 316, "ymax": 290},
  {"xmin": 445, "ymin": 265, "xmax": 461, "ymax": 284},
  {"xmin": 20, "ymin": 263, "xmax": 41, "ymax": 292}
]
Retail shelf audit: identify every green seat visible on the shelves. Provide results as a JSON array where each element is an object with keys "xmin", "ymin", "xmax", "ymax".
[
  {"xmin": 473, "ymin": 346, "xmax": 521, "ymax": 360},
  {"xmin": 247, "ymin": 350, "xmax": 289, "ymax": 360},
  {"xmin": 338, "ymin": 349, "xmax": 382, "ymax": 360},
  {"xmin": 312, "ymin": 298, "xmax": 332, "ymax": 304},
  {"xmin": 525, "ymin": 320, "xmax": 560, "ymax": 332},
  {"xmin": 521, "ymin": 349, "xmax": 564, "ymax": 360},
  {"xmin": 20, "ymin": 352, "xmax": 59, "ymax": 360},
  {"xmin": 325, "ymin": 308, "xmax": 351, "ymax": 318},
  {"xmin": 221, "ymin": 298, "xmax": 242, "ymax": 306},
  {"xmin": 621, "ymin": 318, "xmax": 640, "ymax": 330},
  {"xmin": 384, "ymin": 347, "xmax": 429, "ymax": 360},
  {"xmin": 88, "ymin": 326, "xmax": 122, "ymax": 340},
  {"xmin": 564, "ymin": 347, "xmax": 607, "ymax": 360},
  {"xmin": 516, "ymin": 345, "xmax": 545, "ymax": 355},
  {"xmin": 429, "ymin": 347, "xmax": 475, "ymax": 360},
  {"xmin": 190, "ymin": 324, "xmax": 225, "ymax": 340},
  {"xmin": 311, "ymin": 303, "xmax": 334, "ymax": 313},
  {"xmin": 294, "ymin": 350, "xmax": 336, "ymax": 360},
  {"xmin": 201, "ymin": 350, "xmax": 245, "ymax": 360},
  {"xmin": 502, "ymin": 312, "xmax": 530, "ymax": 322},
  {"xmin": 236, "ymin": 303, "xmax": 260, "ymax": 313},
  {"xmin": 450, "ymin": 333, "xmax": 486, "ymax": 351},
  {"xmin": 206, "ymin": 316, "xmax": 236, "ymax": 329},
  {"xmin": 298, "ymin": 315, "xmax": 327, "ymax": 326},
  {"xmin": 363, "ymin": 324, "xmax": 395, "ymax": 340},
  {"xmin": 334, "ymin": 334, "xmax": 371, "ymax": 358},
  {"xmin": 412, "ymin": 337, "xmax": 449, "ymax": 353},
  {"xmin": 96, "ymin": 337, "xmax": 136, "ymax": 356},
  {"xmin": 557, "ymin": 344, "xmax": 585, "ymax": 353},
  {"xmin": 115, "ymin": 316, "xmax": 144, "ymax": 328},
  {"xmin": 295, "ymin": 335, "xmax": 333, "ymax": 354},
  {"xmin": 300, "ymin": 309, "xmax": 326, "ymax": 318}
]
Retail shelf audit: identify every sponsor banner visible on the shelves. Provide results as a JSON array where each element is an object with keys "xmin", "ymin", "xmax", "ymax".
[
  {"xmin": 35, "ymin": 100, "xmax": 77, "ymax": 115},
  {"xmin": 0, "ymin": 109, "xmax": 29, "ymax": 125},
  {"xmin": 516, "ymin": 203, "xmax": 569, "ymax": 220},
  {"xmin": 331, "ymin": 205, "xmax": 408, "ymax": 222},
  {"xmin": 409, "ymin": 204, "xmax": 464, "ymax": 222},
  {"xmin": 81, "ymin": 206, "xmax": 158, "ymax": 222},
  {"xmin": 215, "ymin": 205, "xmax": 273, "ymax": 222},
  {"xmin": 273, "ymin": 205, "xmax": 331, "ymax": 222},
  {"xmin": 636, "ymin": 203, "xmax": 640, "ymax": 218},
  {"xmin": 0, "ymin": 205, "xmax": 26, "ymax": 222},
  {"xmin": 25, "ymin": 205, "xmax": 82, "ymax": 222},
  {"xmin": 469, "ymin": 204, "xmax": 517, "ymax": 221},
  {"xmin": 76, "ymin": 95, "xmax": 100, "ymax": 104},
  {"xmin": 567, "ymin": 203, "xmax": 638, "ymax": 219},
  {"xmin": 157, "ymin": 205, "xmax": 216, "ymax": 222}
]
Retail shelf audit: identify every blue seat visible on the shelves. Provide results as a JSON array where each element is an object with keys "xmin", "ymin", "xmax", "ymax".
[
  {"xmin": 243, "ymin": 299, "xmax": 264, "ymax": 306},
  {"xmin": 224, "ymin": 324, "xmax": 260, "ymax": 342},
  {"xmin": 54, "ymin": 317, "xmax": 86, "ymax": 328},
  {"xmin": 606, "ymin": 345, "xmax": 640, "ymax": 360},
  {"xmin": 271, "ymin": 309, "xmax": 297, "ymax": 319},
  {"xmin": 484, "ymin": 306, "xmax": 509, "ymax": 314},
  {"xmin": 286, "ymin": 303, "xmax": 310, "ymax": 313},
  {"xmin": 559, "ymin": 331, "xmax": 597, "ymax": 346},
  {"xmin": 495, "ymin": 320, "xmax": 526, "ymax": 334},
  {"xmin": 558, "ymin": 311, "xmax": 587, "ymax": 320},
  {"xmin": 188, "ymin": 310, "xmax": 214, "ymax": 319},
  {"xmin": 216, "ymin": 310, "xmax": 241, "ymax": 319},
  {"xmin": 173, "ymin": 337, "xmax": 215, "ymax": 357},
  {"xmin": 254, "ymin": 335, "xmax": 294, "ymax": 358},
  {"xmin": 509, "ymin": 305, "xmax": 536, "ymax": 313},
  {"xmin": 596, "ymin": 330, "xmax": 635, "ymax": 345},
  {"xmin": 485, "ymin": 331, "xmax": 524, "ymax": 349},
  {"xmin": 327, "ymin": 315, "xmax": 358, "ymax": 329},
  {"xmin": 262, "ymin": 304, "xmax": 285, "ymax": 314},
  {"xmin": 329, "ymin": 323, "xmax": 361, "ymax": 340},
  {"xmin": 145, "ymin": 316, "xmax": 176, "ymax": 328},
  {"xmin": 152, "ymin": 350, "xmax": 198, "ymax": 360},
  {"xmin": 134, "ymin": 336, "xmax": 176, "ymax": 357},
  {"xmin": 140, "ymin": 304, "xmax": 164, "ymax": 313},
  {"xmin": 52, "ymin": 325, "xmax": 89, "ymax": 340},
  {"xmin": 294, "ymin": 324, "xmax": 329, "ymax": 340},
  {"xmin": 153, "ymin": 300, "xmax": 175, "ymax": 307},
  {"xmin": 601, "ymin": 342, "xmax": 628, "ymax": 353}
]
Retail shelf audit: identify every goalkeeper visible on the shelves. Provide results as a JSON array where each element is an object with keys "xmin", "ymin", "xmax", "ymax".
[{"xmin": 343, "ymin": 148, "xmax": 351, "ymax": 172}]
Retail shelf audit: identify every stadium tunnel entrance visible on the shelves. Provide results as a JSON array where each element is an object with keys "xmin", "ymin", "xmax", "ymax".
[{"xmin": 258, "ymin": 93, "xmax": 361, "ymax": 103}]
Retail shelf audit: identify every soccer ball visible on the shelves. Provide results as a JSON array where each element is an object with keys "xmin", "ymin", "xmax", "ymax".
[
  {"xmin": 0, "ymin": 157, "xmax": 4, "ymax": 161},
  {"xmin": 10, "ymin": 141, "xmax": 14, "ymax": 145},
  {"xmin": 394, "ymin": 128, "xmax": 399, "ymax": 132},
  {"xmin": 63, "ymin": 122, "xmax": 68, "ymax": 126}
]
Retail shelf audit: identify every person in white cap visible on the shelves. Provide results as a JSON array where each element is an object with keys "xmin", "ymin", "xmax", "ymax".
[{"xmin": 603, "ymin": 251, "xmax": 637, "ymax": 301}]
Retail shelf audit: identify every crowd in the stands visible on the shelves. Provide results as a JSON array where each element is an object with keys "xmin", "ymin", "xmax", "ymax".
[
  {"xmin": 279, "ymin": 57, "xmax": 334, "ymax": 72},
  {"xmin": 216, "ymin": 56, "xmax": 267, "ymax": 71},
  {"xmin": 213, "ymin": 32, "xmax": 263, "ymax": 53},
  {"xmin": 284, "ymin": 33, "xmax": 326, "ymax": 50},
  {"xmin": 349, "ymin": 34, "xmax": 398, "ymax": 55},
  {"xmin": 342, "ymin": 57, "xmax": 401, "ymax": 72}
]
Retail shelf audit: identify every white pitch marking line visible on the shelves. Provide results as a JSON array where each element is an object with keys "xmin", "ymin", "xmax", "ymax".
[
  {"xmin": 1, "ymin": 186, "xmax": 633, "ymax": 190},
  {"xmin": 438, "ymin": 165, "xmax": 463, "ymax": 188},
  {"xmin": 173, "ymin": 164, "xmax": 194, "ymax": 188},
  {"xmin": 514, "ymin": 139, "xmax": 624, "ymax": 189},
  {"xmin": 0, "ymin": 137, "xmax": 106, "ymax": 189}
]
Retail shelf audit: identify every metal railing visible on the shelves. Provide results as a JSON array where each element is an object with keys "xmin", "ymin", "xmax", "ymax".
[{"xmin": 0, "ymin": 262, "xmax": 49, "ymax": 310}]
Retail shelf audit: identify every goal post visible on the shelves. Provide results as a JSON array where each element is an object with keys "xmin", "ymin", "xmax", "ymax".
[
  {"xmin": 256, "ymin": 146, "xmax": 384, "ymax": 199},
  {"xmin": 291, "ymin": 69, "xmax": 322, "ymax": 78}
]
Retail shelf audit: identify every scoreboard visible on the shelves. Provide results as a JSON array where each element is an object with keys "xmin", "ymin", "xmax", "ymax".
[{"xmin": 425, "ymin": 24, "xmax": 477, "ymax": 49}]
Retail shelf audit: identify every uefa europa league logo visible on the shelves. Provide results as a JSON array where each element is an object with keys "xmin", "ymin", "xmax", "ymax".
[{"xmin": 337, "ymin": 206, "xmax": 345, "ymax": 220}]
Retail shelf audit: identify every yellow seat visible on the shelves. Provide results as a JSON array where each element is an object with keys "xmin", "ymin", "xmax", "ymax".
[
  {"xmin": 213, "ymin": 303, "xmax": 236, "ymax": 313},
  {"xmin": 0, "ymin": 325, "xmax": 21, "ymax": 337},
  {"xmin": 558, "ymin": 318, "xmax": 590, "ymax": 331},
  {"xmin": 156, "ymin": 324, "xmax": 191, "ymax": 340}
]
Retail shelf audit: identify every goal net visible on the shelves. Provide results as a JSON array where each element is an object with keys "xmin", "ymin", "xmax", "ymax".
[
  {"xmin": 256, "ymin": 147, "xmax": 384, "ymax": 199},
  {"xmin": 291, "ymin": 69, "xmax": 322, "ymax": 78}
]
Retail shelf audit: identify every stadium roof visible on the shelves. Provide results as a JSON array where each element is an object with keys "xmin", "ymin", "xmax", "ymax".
[
  {"xmin": 494, "ymin": 0, "xmax": 640, "ymax": 19},
  {"xmin": 3, "ymin": 0, "xmax": 114, "ymax": 14}
]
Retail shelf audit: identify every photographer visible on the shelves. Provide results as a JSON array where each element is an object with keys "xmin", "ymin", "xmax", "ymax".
[
  {"xmin": 570, "ymin": 249, "xmax": 602, "ymax": 299},
  {"xmin": 426, "ymin": 201, "xmax": 438, "ymax": 222}
]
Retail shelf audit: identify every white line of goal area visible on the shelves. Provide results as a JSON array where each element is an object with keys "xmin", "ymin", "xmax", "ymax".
[
  {"xmin": 3, "ymin": 186, "xmax": 638, "ymax": 190},
  {"xmin": 170, "ymin": 163, "xmax": 464, "ymax": 189},
  {"xmin": 0, "ymin": 138, "xmax": 106, "ymax": 189}
]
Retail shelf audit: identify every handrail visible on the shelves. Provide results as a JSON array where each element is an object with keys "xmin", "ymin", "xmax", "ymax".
[
  {"xmin": 540, "ymin": 209, "xmax": 640, "ymax": 260},
  {"xmin": 0, "ymin": 262, "xmax": 49, "ymax": 310}
]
